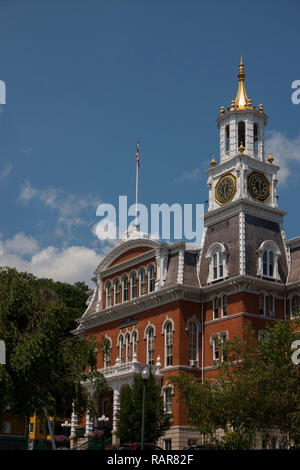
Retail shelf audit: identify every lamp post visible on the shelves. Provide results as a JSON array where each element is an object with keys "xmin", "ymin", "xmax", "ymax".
[{"xmin": 141, "ymin": 365, "xmax": 149, "ymax": 451}]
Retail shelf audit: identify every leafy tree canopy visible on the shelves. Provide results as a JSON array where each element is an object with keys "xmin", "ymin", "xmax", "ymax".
[
  {"xmin": 171, "ymin": 320, "xmax": 300, "ymax": 449},
  {"xmin": 116, "ymin": 369, "xmax": 172, "ymax": 444},
  {"xmin": 0, "ymin": 266, "xmax": 106, "ymax": 420}
]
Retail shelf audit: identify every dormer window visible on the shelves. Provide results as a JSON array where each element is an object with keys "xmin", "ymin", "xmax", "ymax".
[
  {"xmin": 206, "ymin": 243, "xmax": 228, "ymax": 283},
  {"xmin": 257, "ymin": 240, "xmax": 281, "ymax": 280}
]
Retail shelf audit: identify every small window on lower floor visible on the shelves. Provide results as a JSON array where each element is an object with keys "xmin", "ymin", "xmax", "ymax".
[
  {"xmin": 2, "ymin": 421, "xmax": 11, "ymax": 434},
  {"xmin": 188, "ymin": 439, "xmax": 198, "ymax": 446},
  {"xmin": 164, "ymin": 439, "xmax": 172, "ymax": 450}
]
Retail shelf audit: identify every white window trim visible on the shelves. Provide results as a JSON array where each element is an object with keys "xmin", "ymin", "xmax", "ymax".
[
  {"xmin": 289, "ymin": 294, "xmax": 300, "ymax": 319},
  {"xmin": 130, "ymin": 271, "xmax": 137, "ymax": 299},
  {"xmin": 113, "ymin": 277, "xmax": 121, "ymax": 305},
  {"xmin": 103, "ymin": 335, "xmax": 112, "ymax": 368},
  {"xmin": 162, "ymin": 383, "xmax": 174, "ymax": 414},
  {"xmin": 145, "ymin": 325, "xmax": 155, "ymax": 365},
  {"xmin": 105, "ymin": 281, "xmax": 112, "ymax": 308},
  {"xmin": 139, "ymin": 267, "xmax": 147, "ymax": 296},
  {"xmin": 147, "ymin": 263, "xmax": 156, "ymax": 293},
  {"xmin": 268, "ymin": 293, "xmax": 276, "ymax": 317},
  {"xmin": 122, "ymin": 274, "xmax": 129, "ymax": 302},
  {"xmin": 257, "ymin": 240, "xmax": 281, "ymax": 280},
  {"xmin": 186, "ymin": 315, "xmax": 201, "ymax": 365},
  {"xmin": 206, "ymin": 242, "xmax": 228, "ymax": 283},
  {"xmin": 259, "ymin": 292, "xmax": 267, "ymax": 316},
  {"xmin": 163, "ymin": 320, "xmax": 174, "ymax": 368},
  {"xmin": 210, "ymin": 331, "xmax": 228, "ymax": 364},
  {"xmin": 125, "ymin": 331, "xmax": 131, "ymax": 363}
]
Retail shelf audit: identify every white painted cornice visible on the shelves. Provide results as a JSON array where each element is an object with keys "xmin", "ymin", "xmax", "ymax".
[{"xmin": 204, "ymin": 197, "xmax": 286, "ymax": 226}]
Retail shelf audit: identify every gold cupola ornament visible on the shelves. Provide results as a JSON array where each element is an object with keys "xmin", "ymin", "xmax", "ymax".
[
  {"xmin": 232, "ymin": 57, "xmax": 254, "ymax": 111},
  {"xmin": 210, "ymin": 155, "xmax": 217, "ymax": 167},
  {"xmin": 267, "ymin": 153, "xmax": 274, "ymax": 164},
  {"xmin": 239, "ymin": 142, "xmax": 245, "ymax": 154}
]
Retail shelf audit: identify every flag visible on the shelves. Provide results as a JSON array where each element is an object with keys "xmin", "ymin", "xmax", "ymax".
[{"xmin": 136, "ymin": 141, "xmax": 140, "ymax": 167}]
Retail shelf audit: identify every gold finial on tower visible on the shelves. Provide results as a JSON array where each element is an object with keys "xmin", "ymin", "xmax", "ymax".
[
  {"xmin": 267, "ymin": 153, "xmax": 274, "ymax": 164},
  {"xmin": 210, "ymin": 155, "xmax": 217, "ymax": 167},
  {"xmin": 234, "ymin": 56, "xmax": 249, "ymax": 110}
]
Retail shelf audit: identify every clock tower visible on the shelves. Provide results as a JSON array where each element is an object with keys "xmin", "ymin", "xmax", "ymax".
[{"xmin": 200, "ymin": 58, "xmax": 288, "ymax": 286}]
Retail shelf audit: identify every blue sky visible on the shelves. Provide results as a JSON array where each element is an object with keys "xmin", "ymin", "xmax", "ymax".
[{"xmin": 0, "ymin": 0, "xmax": 299, "ymax": 285}]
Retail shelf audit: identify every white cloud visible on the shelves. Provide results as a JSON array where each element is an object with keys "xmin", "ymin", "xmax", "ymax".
[
  {"xmin": 4, "ymin": 232, "xmax": 39, "ymax": 255},
  {"xmin": 0, "ymin": 235, "xmax": 102, "ymax": 285},
  {"xmin": 0, "ymin": 163, "xmax": 12, "ymax": 181},
  {"xmin": 174, "ymin": 168, "xmax": 201, "ymax": 183},
  {"xmin": 18, "ymin": 180, "xmax": 39, "ymax": 203},
  {"xmin": 18, "ymin": 181, "xmax": 102, "ymax": 241},
  {"xmin": 265, "ymin": 131, "xmax": 300, "ymax": 184}
]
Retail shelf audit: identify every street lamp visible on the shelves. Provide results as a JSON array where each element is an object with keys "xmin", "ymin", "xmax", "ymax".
[{"xmin": 141, "ymin": 365, "xmax": 150, "ymax": 451}]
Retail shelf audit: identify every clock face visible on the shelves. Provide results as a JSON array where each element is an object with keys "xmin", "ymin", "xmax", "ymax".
[
  {"xmin": 215, "ymin": 173, "xmax": 237, "ymax": 205},
  {"xmin": 247, "ymin": 171, "xmax": 270, "ymax": 202}
]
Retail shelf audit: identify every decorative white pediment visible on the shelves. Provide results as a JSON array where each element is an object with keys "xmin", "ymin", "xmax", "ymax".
[{"xmin": 94, "ymin": 237, "xmax": 165, "ymax": 275}]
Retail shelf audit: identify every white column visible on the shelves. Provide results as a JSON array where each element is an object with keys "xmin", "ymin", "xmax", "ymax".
[
  {"xmin": 112, "ymin": 386, "xmax": 121, "ymax": 447},
  {"xmin": 84, "ymin": 411, "xmax": 93, "ymax": 437}
]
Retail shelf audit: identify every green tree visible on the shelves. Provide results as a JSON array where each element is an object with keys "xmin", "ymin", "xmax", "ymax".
[
  {"xmin": 116, "ymin": 369, "xmax": 172, "ymax": 443},
  {"xmin": 0, "ymin": 267, "xmax": 107, "ymax": 426},
  {"xmin": 171, "ymin": 320, "xmax": 300, "ymax": 449}
]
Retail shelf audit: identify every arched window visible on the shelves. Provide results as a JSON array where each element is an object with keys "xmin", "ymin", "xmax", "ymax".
[
  {"xmin": 254, "ymin": 123, "xmax": 258, "ymax": 151},
  {"xmin": 114, "ymin": 278, "xmax": 120, "ymax": 305},
  {"xmin": 238, "ymin": 121, "xmax": 245, "ymax": 148},
  {"xmin": 148, "ymin": 264, "xmax": 155, "ymax": 293},
  {"xmin": 212, "ymin": 336, "xmax": 219, "ymax": 363},
  {"xmin": 291, "ymin": 296, "xmax": 300, "ymax": 318},
  {"xmin": 165, "ymin": 321, "xmax": 173, "ymax": 367},
  {"xmin": 220, "ymin": 332, "xmax": 228, "ymax": 362},
  {"xmin": 122, "ymin": 275, "xmax": 129, "ymax": 302},
  {"xmin": 125, "ymin": 332, "xmax": 130, "ymax": 363},
  {"xmin": 139, "ymin": 268, "xmax": 146, "ymax": 296},
  {"xmin": 164, "ymin": 387, "xmax": 172, "ymax": 413},
  {"xmin": 132, "ymin": 330, "xmax": 138, "ymax": 358},
  {"xmin": 225, "ymin": 125, "xmax": 230, "ymax": 152},
  {"xmin": 188, "ymin": 321, "xmax": 197, "ymax": 364},
  {"xmin": 106, "ymin": 281, "xmax": 112, "ymax": 308},
  {"xmin": 119, "ymin": 335, "xmax": 124, "ymax": 363},
  {"xmin": 103, "ymin": 338, "xmax": 112, "ymax": 368},
  {"xmin": 257, "ymin": 241, "xmax": 281, "ymax": 280},
  {"xmin": 211, "ymin": 332, "xmax": 228, "ymax": 364},
  {"xmin": 206, "ymin": 243, "xmax": 228, "ymax": 283},
  {"xmin": 131, "ymin": 271, "xmax": 137, "ymax": 299},
  {"xmin": 146, "ymin": 327, "xmax": 154, "ymax": 365}
]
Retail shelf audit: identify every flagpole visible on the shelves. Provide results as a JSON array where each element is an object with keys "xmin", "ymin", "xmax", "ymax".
[{"xmin": 135, "ymin": 141, "xmax": 139, "ymax": 229}]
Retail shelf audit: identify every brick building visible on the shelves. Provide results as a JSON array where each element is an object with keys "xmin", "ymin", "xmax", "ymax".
[{"xmin": 73, "ymin": 59, "xmax": 300, "ymax": 450}]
